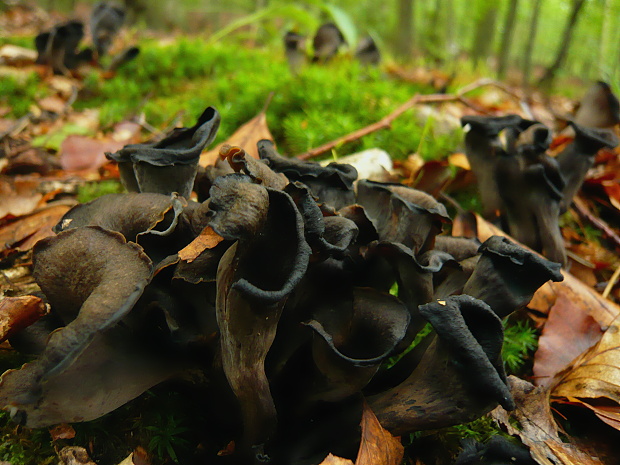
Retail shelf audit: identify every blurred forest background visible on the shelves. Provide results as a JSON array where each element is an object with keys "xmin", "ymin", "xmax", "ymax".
[{"xmin": 28, "ymin": 0, "xmax": 620, "ymax": 90}]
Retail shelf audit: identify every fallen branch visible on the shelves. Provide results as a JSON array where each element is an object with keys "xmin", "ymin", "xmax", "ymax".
[
  {"xmin": 573, "ymin": 196, "xmax": 620, "ymax": 251},
  {"xmin": 296, "ymin": 78, "xmax": 531, "ymax": 161}
]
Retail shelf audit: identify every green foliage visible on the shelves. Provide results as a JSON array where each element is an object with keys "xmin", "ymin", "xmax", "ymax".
[
  {"xmin": 502, "ymin": 319, "xmax": 538, "ymax": 375},
  {"xmin": 0, "ymin": 412, "xmax": 55, "ymax": 465},
  {"xmin": 444, "ymin": 415, "xmax": 506, "ymax": 444},
  {"xmin": 77, "ymin": 180, "xmax": 124, "ymax": 203},
  {"xmin": 73, "ymin": 36, "xmax": 463, "ymax": 160},
  {"xmin": 0, "ymin": 72, "xmax": 43, "ymax": 118},
  {"xmin": 145, "ymin": 416, "xmax": 190, "ymax": 463}
]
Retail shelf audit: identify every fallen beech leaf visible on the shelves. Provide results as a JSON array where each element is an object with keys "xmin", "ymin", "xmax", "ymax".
[
  {"xmin": 38, "ymin": 95, "xmax": 66, "ymax": 114},
  {"xmin": 0, "ymin": 44, "xmax": 37, "ymax": 65},
  {"xmin": 0, "ymin": 296, "xmax": 48, "ymax": 343},
  {"xmin": 60, "ymin": 135, "xmax": 125, "ymax": 171},
  {"xmin": 0, "ymin": 202, "xmax": 75, "ymax": 255},
  {"xmin": 200, "ymin": 108, "xmax": 273, "ymax": 166},
  {"xmin": 553, "ymin": 314, "xmax": 620, "ymax": 431},
  {"xmin": 533, "ymin": 293, "xmax": 603, "ymax": 388},
  {"xmin": 111, "ymin": 121, "xmax": 142, "ymax": 143},
  {"xmin": 319, "ymin": 453, "xmax": 354, "ymax": 465},
  {"xmin": 602, "ymin": 180, "xmax": 620, "ymax": 212},
  {"xmin": 491, "ymin": 376, "xmax": 602, "ymax": 465},
  {"xmin": 57, "ymin": 446, "xmax": 97, "ymax": 465},
  {"xmin": 356, "ymin": 402, "xmax": 403, "ymax": 465},
  {"xmin": 448, "ymin": 152, "xmax": 470, "ymax": 170},
  {"xmin": 49, "ymin": 423, "xmax": 76, "ymax": 440},
  {"xmin": 0, "ymin": 178, "xmax": 43, "ymax": 219},
  {"xmin": 178, "ymin": 226, "xmax": 224, "ymax": 262}
]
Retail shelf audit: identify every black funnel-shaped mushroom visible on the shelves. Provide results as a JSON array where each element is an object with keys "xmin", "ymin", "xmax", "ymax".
[
  {"xmin": 257, "ymin": 139, "xmax": 358, "ymax": 209},
  {"xmin": 368, "ymin": 295, "xmax": 513, "ymax": 434},
  {"xmin": 355, "ymin": 36, "xmax": 380, "ymax": 66},
  {"xmin": 0, "ymin": 227, "xmax": 172, "ymax": 427},
  {"xmin": 304, "ymin": 287, "xmax": 409, "ymax": 402},
  {"xmin": 35, "ymin": 21, "xmax": 86, "ymax": 75},
  {"xmin": 90, "ymin": 2, "xmax": 125, "ymax": 58},
  {"xmin": 284, "ymin": 31, "xmax": 306, "ymax": 73},
  {"xmin": 574, "ymin": 81, "xmax": 620, "ymax": 129},
  {"xmin": 463, "ymin": 236, "xmax": 563, "ymax": 318},
  {"xmin": 556, "ymin": 121, "xmax": 618, "ymax": 213},
  {"xmin": 494, "ymin": 123, "xmax": 567, "ymax": 265},
  {"xmin": 107, "ymin": 46, "xmax": 140, "ymax": 72},
  {"xmin": 356, "ymin": 180, "xmax": 450, "ymax": 255},
  {"xmin": 460, "ymin": 115, "xmax": 535, "ymax": 220},
  {"xmin": 312, "ymin": 23, "xmax": 345, "ymax": 63},
  {"xmin": 106, "ymin": 107, "xmax": 220, "ymax": 198},
  {"xmin": 211, "ymin": 173, "xmax": 311, "ymax": 459}
]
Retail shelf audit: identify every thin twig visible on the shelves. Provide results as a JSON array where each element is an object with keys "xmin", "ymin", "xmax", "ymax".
[
  {"xmin": 602, "ymin": 264, "xmax": 620, "ymax": 300},
  {"xmin": 295, "ymin": 78, "xmax": 527, "ymax": 161},
  {"xmin": 573, "ymin": 196, "xmax": 620, "ymax": 250}
]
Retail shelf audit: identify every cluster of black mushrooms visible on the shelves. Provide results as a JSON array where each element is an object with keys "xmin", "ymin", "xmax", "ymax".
[{"xmin": 0, "ymin": 105, "xmax": 567, "ymax": 464}]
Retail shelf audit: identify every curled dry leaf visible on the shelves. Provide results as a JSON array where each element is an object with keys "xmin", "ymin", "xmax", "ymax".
[
  {"xmin": 0, "ymin": 296, "xmax": 48, "ymax": 344},
  {"xmin": 356, "ymin": 402, "xmax": 404, "ymax": 465},
  {"xmin": 319, "ymin": 453, "xmax": 355, "ymax": 465},
  {"xmin": 491, "ymin": 376, "xmax": 602, "ymax": 465},
  {"xmin": 553, "ymin": 314, "xmax": 620, "ymax": 431},
  {"xmin": 200, "ymin": 108, "xmax": 274, "ymax": 166},
  {"xmin": 177, "ymin": 226, "xmax": 224, "ymax": 263}
]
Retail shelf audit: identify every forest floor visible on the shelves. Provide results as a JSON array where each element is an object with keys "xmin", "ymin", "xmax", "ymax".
[{"xmin": 1, "ymin": 3, "xmax": 620, "ymax": 465}]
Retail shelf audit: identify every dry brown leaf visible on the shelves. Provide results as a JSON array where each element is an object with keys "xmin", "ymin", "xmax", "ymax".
[
  {"xmin": 49, "ymin": 423, "xmax": 76, "ymax": 440},
  {"xmin": 356, "ymin": 402, "xmax": 404, "ymax": 465},
  {"xmin": 178, "ymin": 226, "xmax": 224, "ymax": 263},
  {"xmin": 0, "ymin": 295, "xmax": 48, "ymax": 343},
  {"xmin": 200, "ymin": 110, "xmax": 273, "ymax": 166},
  {"xmin": 58, "ymin": 446, "xmax": 97, "ymax": 465},
  {"xmin": 448, "ymin": 152, "xmax": 470, "ymax": 170},
  {"xmin": 319, "ymin": 454, "xmax": 355, "ymax": 465},
  {"xmin": 552, "ymin": 314, "xmax": 620, "ymax": 431},
  {"xmin": 0, "ymin": 202, "xmax": 74, "ymax": 255},
  {"xmin": 491, "ymin": 376, "xmax": 603, "ymax": 465},
  {"xmin": 534, "ymin": 293, "xmax": 604, "ymax": 388},
  {"xmin": 59, "ymin": 135, "xmax": 125, "ymax": 171},
  {"xmin": 0, "ymin": 44, "xmax": 37, "ymax": 65},
  {"xmin": 38, "ymin": 95, "xmax": 67, "ymax": 114},
  {"xmin": 0, "ymin": 177, "xmax": 43, "ymax": 219}
]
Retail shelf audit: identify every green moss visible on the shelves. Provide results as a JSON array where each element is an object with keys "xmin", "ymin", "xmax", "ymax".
[
  {"xmin": 502, "ymin": 319, "xmax": 538, "ymax": 375},
  {"xmin": 0, "ymin": 72, "xmax": 44, "ymax": 118},
  {"xmin": 77, "ymin": 180, "xmax": 124, "ymax": 203},
  {"xmin": 0, "ymin": 412, "xmax": 55, "ymax": 465}
]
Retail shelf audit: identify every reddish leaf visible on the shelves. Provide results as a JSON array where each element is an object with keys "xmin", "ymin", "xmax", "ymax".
[
  {"xmin": 59, "ymin": 135, "xmax": 125, "ymax": 171},
  {"xmin": 533, "ymin": 293, "xmax": 604, "ymax": 388},
  {"xmin": 49, "ymin": 423, "xmax": 76, "ymax": 440}
]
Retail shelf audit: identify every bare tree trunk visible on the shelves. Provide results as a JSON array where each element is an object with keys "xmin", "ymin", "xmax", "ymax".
[
  {"xmin": 395, "ymin": 0, "xmax": 415, "ymax": 59},
  {"xmin": 444, "ymin": 0, "xmax": 456, "ymax": 59},
  {"xmin": 522, "ymin": 0, "xmax": 543, "ymax": 86},
  {"xmin": 538, "ymin": 0, "xmax": 587, "ymax": 89},
  {"xmin": 471, "ymin": 5, "xmax": 499, "ymax": 68},
  {"xmin": 496, "ymin": 0, "xmax": 519, "ymax": 80}
]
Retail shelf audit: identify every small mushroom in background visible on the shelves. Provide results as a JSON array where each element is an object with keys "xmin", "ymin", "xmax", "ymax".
[
  {"xmin": 284, "ymin": 31, "xmax": 306, "ymax": 73},
  {"xmin": 106, "ymin": 45, "xmax": 140, "ymax": 72},
  {"xmin": 312, "ymin": 22, "xmax": 346, "ymax": 63},
  {"xmin": 574, "ymin": 81, "xmax": 620, "ymax": 129},
  {"xmin": 355, "ymin": 35, "xmax": 380, "ymax": 66},
  {"xmin": 460, "ymin": 115, "xmax": 533, "ymax": 221},
  {"xmin": 34, "ymin": 20, "xmax": 91, "ymax": 75},
  {"xmin": 495, "ymin": 122, "xmax": 567, "ymax": 265},
  {"xmin": 556, "ymin": 121, "xmax": 618, "ymax": 213},
  {"xmin": 90, "ymin": 1, "xmax": 126, "ymax": 59},
  {"xmin": 106, "ymin": 106, "xmax": 221, "ymax": 198}
]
